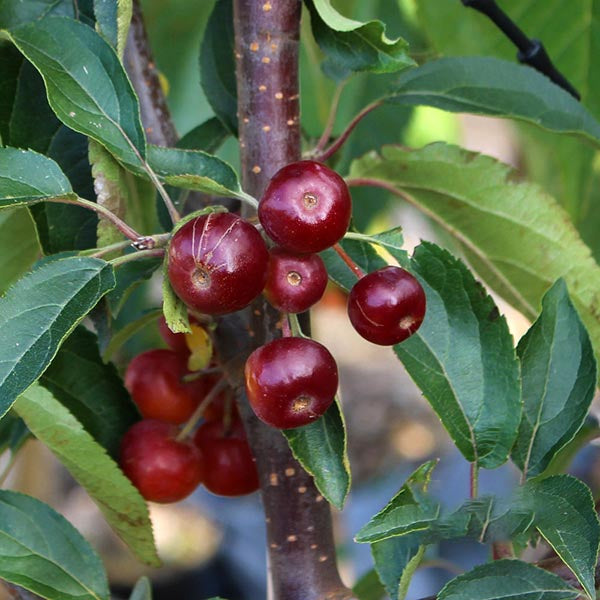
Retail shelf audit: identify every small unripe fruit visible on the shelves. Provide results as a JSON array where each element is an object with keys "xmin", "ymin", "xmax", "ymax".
[
  {"xmin": 194, "ymin": 419, "xmax": 259, "ymax": 496},
  {"xmin": 245, "ymin": 337, "xmax": 338, "ymax": 429},
  {"xmin": 167, "ymin": 212, "xmax": 269, "ymax": 315},
  {"xmin": 120, "ymin": 420, "xmax": 204, "ymax": 503},
  {"xmin": 125, "ymin": 349, "xmax": 207, "ymax": 424},
  {"xmin": 263, "ymin": 248, "xmax": 328, "ymax": 313},
  {"xmin": 258, "ymin": 161, "xmax": 351, "ymax": 253},
  {"xmin": 347, "ymin": 266, "xmax": 426, "ymax": 346}
]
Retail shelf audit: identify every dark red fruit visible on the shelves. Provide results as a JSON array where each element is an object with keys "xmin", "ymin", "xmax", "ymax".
[
  {"xmin": 167, "ymin": 212, "xmax": 269, "ymax": 315},
  {"xmin": 245, "ymin": 337, "xmax": 338, "ymax": 429},
  {"xmin": 194, "ymin": 419, "xmax": 259, "ymax": 496},
  {"xmin": 120, "ymin": 420, "xmax": 204, "ymax": 503},
  {"xmin": 347, "ymin": 266, "xmax": 426, "ymax": 346},
  {"xmin": 258, "ymin": 160, "xmax": 351, "ymax": 253},
  {"xmin": 263, "ymin": 248, "xmax": 328, "ymax": 313},
  {"xmin": 125, "ymin": 349, "xmax": 208, "ymax": 424},
  {"xmin": 158, "ymin": 315, "xmax": 189, "ymax": 355}
]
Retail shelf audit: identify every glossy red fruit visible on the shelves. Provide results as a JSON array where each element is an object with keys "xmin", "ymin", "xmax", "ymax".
[
  {"xmin": 167, "ymin": 212, "xmax": 269, "ymax": 315},
  {"xmin": 245, "ymin": 337, "xmax": 338, "ymax": 429},
  {"xmin": 158, "ymin": 315, "xmax": 189, "ymax": 355},
  {"xmin": 125, "ymin": 349, "xmax": 208, "ymax": 424},
  {"xmin": 263, "ymin": 248, "xmax": 328, "ymax": 313},
  {"xmin": 120, "ymin": 420, "xmax": 204, "ymax": 503},
  {"xmin": 347, "ymin": 266, "xmax": 426, "ymax": 346},
  {"xmin": 194, "ymin": 419, "xmax": 259, "ymax": 496},
  {"xmin": 258, "ymin": 161, "xmax": 351, "ymax": 253}
]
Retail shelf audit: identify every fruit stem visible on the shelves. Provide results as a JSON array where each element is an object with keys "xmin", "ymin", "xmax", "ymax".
[
  {"xmin": 314, "ymin": 100, "xmax": 383, "ymax": 162},
  {"xmin": 175, "ymin": 377, "xmax": 229, "ymax": 441},
  {"xmin": 181, "ymin": 366, "xmax": 223, "ymax": 383},
  {"xmin": 46, "ymin": 197, "xmax": 143, "ymax": 242},
  {"xmin": 333, "ymin": 242, "xmax": 366, "ymax": 279},
  {"xmin": 108, "ymin": 248, "xmax": 165, "ymax": 267},
  {"xmin": 81, "ymin": 233, "xmax": 172, "ymax": 258},
  {"xmin": 281, "ymin": 314, "xmax": 293, "ymax": 338},
  {"xmin": 309, "ymin": 81, "xmax": 347, "ymax": 157},
  {"xmin": 288, "ymin": 312, "xmax": 310, "ymax": 339}
]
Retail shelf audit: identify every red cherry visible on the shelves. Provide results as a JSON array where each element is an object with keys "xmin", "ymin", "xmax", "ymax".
[
  {"xmin": 347, "ymin": 266, "xmax": 426, "ymax": 346},
  {"xmin": 263, "ymin": 248, "xmax": 328, "ymax": 313},
  {"xmin": 158, "ymin": 315, "xmax": 189, "ymax": 355},
  {"xmin": 167, "ymin": 212, "xmax": 269, "ymax": 315},
  {"xmin": 194, "ymin": 419, "xmax": 259, "ymax": 496},
  {"xmin": 258, "ymin": 161, "xmax": 351, "ymax": 253},
  {"xmin": 125, "ymin": 349, "xmax": 208, "ymax": 424},
  {"xmin": 120, "ymin": 420, "xmax": 204, "ymax": 503},
  {"xmin": 245, "ymin": 337, "xmax": 338, "ymax": 429}
]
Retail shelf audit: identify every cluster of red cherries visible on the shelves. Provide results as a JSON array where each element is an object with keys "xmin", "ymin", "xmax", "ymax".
[{"xmin": 119, "ymin": 160, "xmax": 426, "ymax": 504}]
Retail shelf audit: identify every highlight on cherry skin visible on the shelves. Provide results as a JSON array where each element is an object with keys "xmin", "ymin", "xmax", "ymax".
[
  {"xmin": 194, "ymin": 418, "xmax": 260, "ymax": 497},
  {"xmin": 125, "ymin": 349, "xmax": 211, "ymax": 425},
  {"xmin": 263, "ymin": 247, "xmax": 328, "ymax": 313},
  {"xmin": 258, "ymin": 160, "xmax": 352, "ymax": 254},
  {"xmin": 120, "ymin": 420, "xmax": 205, "ymax": 503},
  {"xmin": 167, "ymin": 212, "xmax": 269, "ymax": 315},
  {"xmin": 347, "ymin": 265, "xmax": 426, "ymax": 346},
  {"xmin": 245, "ymin": 337, "xmax": 339, "ymax": 429}
]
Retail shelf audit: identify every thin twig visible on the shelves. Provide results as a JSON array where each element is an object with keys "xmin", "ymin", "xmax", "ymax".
[
  {"xmin": 176, "ymin": 378, "xmax": 228, "ymax": 441},
  {"xmin": 109, "ymin": 248, "xmax": 165, "ymax": 267},
  {"xmin": 311, "ymin": 81, "xmax": 347, "ymax": 157},
  {"xmin": 333, "ymin": 242, "xmax": 365, "ymax": 279}
]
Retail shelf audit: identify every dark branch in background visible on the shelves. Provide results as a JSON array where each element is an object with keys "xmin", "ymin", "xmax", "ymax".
[
  {"xmin": 124, "ymin": 0, "xmax": 178, "ymax": 146},
  {"xmin": 461, "ymin": 0, "xmax": 580, "ymax": 99}
]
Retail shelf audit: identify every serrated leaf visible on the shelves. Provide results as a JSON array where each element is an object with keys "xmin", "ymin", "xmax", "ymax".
[
  {"xmin": 129, "ymin": 576, "xmax": 152, "ymax": 600},
  {"xmin": 14, "ymin": 384, "xmax": 159, "ymax": 567},
  {"xmin": 356, "ymin": 461, "xmax": 438, "ymax": 544},
  {"xmin": 512, "ymin": 280, "xmax": 597, "ymax": 479},
  {"xmin": 94, "ymin": 0, "xmax": 132, "ymax": 57},
  {"xmin": 0, "ymin": 255, "xmax": 115, "ymax": 415},
  {"xmin": 283, "ymin": 398, "xmax": 350, "ymax": 510},
  {"xmin": 305, "ymin": 0, "xmax": 414, "ymax": 80},
  {"xmin": 0, "ymin": 489, "xmax": 109, "ymax": 600},
  {"xmin": 178, "ymin": 117, "xmax": 230, "ymax": 153},
  {"xmin": 392, "ymin": 243, "xmax": 521, "ymax": 469},
  {"xmin": 438, "ymin": 560, "xmax": 579, "ymax": 600},
  {"xmin": 0, "ymin": 208, "xmax": 40, "ymax": 294},
  {"xmin": 147, "ymin": 145, "xmax": 244, "ymax": 199},
  {"xmin": 525, "ymin": 475, "xmax": 600, "ymax": 600},
  {"xmin": 6, "ymin": 16, "xmax": 146, "ymax": 170},
  {"xmin": 0, "ymin": 147, "xmax": 75, "ymax": 206},
  {"xmin": 0, "ymin": 0, "xmax": 74, "ymax": 29},
  {"xmin": 386, "ymin": 57, "xmax": 600, "ymax": 147},
  {"xmin": 107, "ymin": 256, "xmax": 162, "ymax": 317},
  {"xmin": 200, "ymin": 0, "xmax": 237, "ymax": 135},
  {"xmin": 38, "ymin": 326, "xmax": 139, "ymax": 458},
  {"xmin": 348, "ymin": 143, "xmax": 600, "ymax": 383}
]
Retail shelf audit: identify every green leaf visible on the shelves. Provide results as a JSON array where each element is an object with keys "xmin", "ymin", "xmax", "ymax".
[
  {"xmin": 162, "ymin": 258, "xmax": 191, "ymax": 334},
  {"xmin": 38, "ymin": 326, "xmax": 139, "ymax": 458},
  {"xmin": 6, "ymin": 16, "xmax": 146, "ymax": 170},
  {"xmin": 0, "ymin": 0, "xmax": 74, "ymax": 29},
  {"xmin": 0, "ymin": 255, "xmax": 115, "ymax": 415},
  {"xmin": 283, "ymin": 398, "xmax": 350, "ymax": 510},
  {"xmin": 371, "ymin": 535, "xmax": 423, "ymax": 600},
  {"xmin": 353, "ymin": 568, "xmax": 386, "ymax": 600},
  {"xmin": 94, "ymin": 0, "xmax": 132, "ymax": 57},
  {"xmin": 394, "ymin": 243, "xmax": 521, "ymax": 469},
  {"xmin": 305, "ymin": 0, "xmax": 414, "ymax": 80},
  {"xmin": 0, "ymin": 208, "xmax": 40, "ymax": 294},
  {"xmin": 0, "ymin": 147, "xmax": 75, "ymax": 206},
  {"xmin": 129, "ymin": 576, "xmax": 152, "ymax": 600},
  {"xmin": 348, "ymin": 143, "xmax": 600, "ymax": 383},
  {"xmin": 102, "ymin": 308, "xmax": 162, "ymax": 362},
  {"xmin": 200, "ymin": 0, "xmax": 237, "ymax": 134},
  {"xmin": 178, "ymin": 117, "xmax": 230, "ymax": 153},
  {"xmin": 0, "ymin": 44, "xmax": 23, "ymax": 143},
  {"xmin": 512, "ymin": 280, "xmax": 597, "ymax": 479},
  {"xmin": 525, "ymin": 475, "xmax": 600, "ymax": 600},
  {"xmin": 386, "ymin": 57, "xmax": 600, "ymax": 148},
  {"xmin": 0, "ymin": 489, "xmax": 109, "ymax": 600},
  {"xmin": 438, "ymin": 559, "xmax": 579, "ymax": 600},
  {"xmin": 14, "ymin": 384, "xmax": 159, "ymax": 567},
  {"xmin": 107, "ymin": 256, "xmax": 162, "ymax": 317},
  {"xmin": 355, "ymin": 461, "xmax": 438, "ymax": 543},
  {"xmin": 147, "ymin": 145, "xmax": 244, "ymax": 199},
  {"xmin": 0, "ymin": 412, "xmax": 30, "ymax": 455}
]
